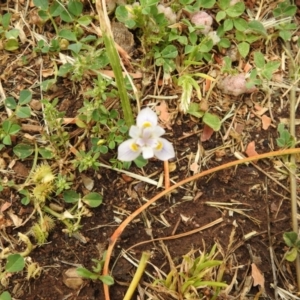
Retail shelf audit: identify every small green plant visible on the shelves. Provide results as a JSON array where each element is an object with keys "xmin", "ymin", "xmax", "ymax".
[
  {"xmin": 76, "ymin": 252, "xmax": 114, "ymax": 286},
  {"xmin": 272, "ymin": 1, "xmax": 297, "ymax": 42},
  {"xmin": 0, "ymin": 90, "xmax": 33, "ymax": 154},
  {"xmin": 5, "ymin": 90, "xmax": 32, "ymax": 118},
  {"xmin": 72, "ymin": 150, "xmax": 101, "ymax": 172},
  {"xmin": 0, "ymin": 254, "xmax": 25, "ymax": 296},
  {"xmin": 0, "ymin": 13, "xmax": 20, "ymax": 51},
  {"xmin": 248, "ymin": 52, "xmax": 281, "ymax": 87},
  {"xmin": 283, "ymin": 231, "xmax": 300, "ymax": 262},
  {"xmin": 151, "ymin": 244, "xmax": 227, "ymax": 299},
  {"xmin": 0, "ymin": 120, "xmax": 21, "ymax": 148},
  {"xmin": 41, "ymin": 98, "xmax": 69, "ymax": 152},
  {"xmin": 276, "ymin": 123, "xmax": 295, "ymax": 149}
]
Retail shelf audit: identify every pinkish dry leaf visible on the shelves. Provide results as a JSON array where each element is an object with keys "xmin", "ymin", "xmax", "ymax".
[
  {"xmin": 251, "ymin": 263, "xmax": 265, "ymax": 288},
  {"xmin": 217, "ymin": 74, "xmax": 257, "ymax": 96},
  {"xmin": 190, "ymin": 162, "xmax": 199, "ymax": 173},
  {"xmin": 156, "ymin": 101, "xmax": 171, "ymax": 129},
  {"xmin": 261, "ymin": 115, "xmax": 271, "ymax": 130},
  {"xmin": 245, "ymin": 141, "xmax": 258, "ymax": 159},
  {"xmin": 201, "ymin": 124, "xmax": 214, "ymax": 142},
  {"xmin": 1, "ymin": 202, "xmax": 12, "ymax": 212}
]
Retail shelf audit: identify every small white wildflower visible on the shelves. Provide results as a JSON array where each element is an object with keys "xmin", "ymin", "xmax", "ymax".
[
  {"xmin": 157, "ymin": 4, "xmax": 177, "ymax": 24},
  {"xmin": 208, "ymin": 31, "xmax": 220, "ymax": 45},
  {"xmin": 118, "ymin": 108, "xmax": 175, "ymax": 161}
]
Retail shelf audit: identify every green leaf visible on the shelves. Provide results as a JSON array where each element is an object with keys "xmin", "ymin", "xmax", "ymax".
[
  {"xmin": 262, "ymin": 61, "xmax": 280, "ymax": 80},
  {"xmin": 77, "ymin": 15, "xmax": 92, "ymax": 26},
  {"xmin": 33, "ymin": 0, "xmax": 49, "ymax": 11},
  {"xmin": 41, "ymin": 79, "xmax": 56, "ymax": 91},
  {"xmin": 60, "ymin": 10, "xmax": 74, "ymax": 22},
  {"xmin": 16, "ymin": 106, "xmax": 31, "ymax": 118},
  {"xmin": 19, "ymin": 90, "xmax": 32, "ymax": 105},
  {"xmin": 82, "ymin": 192, "xmax": 103, "ymax": 208},
  {"xmin": 5, "ymin": 254, "xmax": 25, "ymax": 272},
  {"xmin": 76, "ymin": 267, "xmax": 98, "ymax": 280},
  {"xmin": 38, "ymin": 10, "xmax": 49, "ymax": 21},
  {"xmin": 2, "ymin": 135, "xmax": 11, "ymax": 146},
  {"xmin": 49, "ymin": 1, "xmax": 64, "ymax": 16},
  {"xmin": 2, "ymin": 13, "xmax": 11, "ymax": 29},
  {"xmin": 160, "ymin": 45, "xmax": 178, "ymax": 59},
  {"xmin": 63, "ymin": 190, "xmax": 80, "ymax": 203},
  {"xmin": 233, "ymin": 18, "xmax": 248, "ymax": 31},
  {"xmin": 225, "ymin": 2, "xmax": 245, "ymax": 18},
  {"xmin": 4, "ymin": 39, "xmax": 19, "ymax": 51},
  {"xmin": 38, "ymin": 147, "xmax": 54, "ymax": 159},
  {"xmin": 3, "ymin": 121, "xmax": 20, "ymax": 135},
  {"xmin": 279, "ymin": 30, "xmax": 292, "ymax": 41},
  {"xmin": 19, "ymin": 189, "xmax": 31, "ymax": 205},
  {"xmin": 237, "ymin": 42, "xmax": 249, "ymax": 58},
  {"xmin": 218, "ymin": 0, "xmax": 230, "ymax": 10},
  {"xmin": 223, "ymin": 19, "xmax": 233, "ymax": 32},
  {"xmin": 133, "ymin": 156, "xmax": 148, "ymax": 168},
  {"xmin": 248, "ymin": 20, "xmax": 267, "ymax": 36},
  {"xmin": 216, "ymin": 11, "xmax": 226, "ymax": 22},
  {"xmin": 283, "ymin": 231, "xmax": 298, "ymax": 247},
  {"xmin": 285, "ymin": 248, "xmax": 298, "ymax": 262},
  {"xmin": 198, "ymin": 39, "xmax": 213, "ymax": 53},
  {"xmin": 59, "ymin": 29, "xmax": 77, "ymax": 41},
  {"xmin": 13, "ymin": 144, "xmax": 34, "ymax": 159},
  {"xmin": 198, "ymin": 0, "xmax": 215, "ymax": 8},
  {"xmin": 68, "ymin": 1, "xmax": 83, "ymax": 17},
  {"xmin": 99, "ymin": 275, "xmax": 114, "ymax": 285},
  {"xmin": 58, "ymin": 63, "xmax": 73, "ymax": 77},
  {"xmin": 253, "ymin": 52, "xmax": 265, "ymax": 69},
  {"xmin": 187, "ymin": 103, "xmax": 204, "ymax": 118},
  {"xmin": 5, "ymin": 29, "xmax": 19, "ymax": 39},
  {"xmin": 218, "ymin": 38, "xmax": 230, "ymax": 48},
  {"xmin": 0, "ymin": 291, "xmax": 12, "ymax": 300},
  {"xmin": 5, "ymin": 97, "xmax": 17, "ymax": 110},
  {"xmin": 203, "ymin": 112, "xmax": 221, "ymax": 131},
  {"xmin": 68, "ymin": 42, "xmax": 82, "ymax": 54}
]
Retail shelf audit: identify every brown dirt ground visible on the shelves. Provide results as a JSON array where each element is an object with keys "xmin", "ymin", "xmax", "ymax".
[{"xmin": 0, "ymin": 1, "xmax": 300, "ymax": 300}]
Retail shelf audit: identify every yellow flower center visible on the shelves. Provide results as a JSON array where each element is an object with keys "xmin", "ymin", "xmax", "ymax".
[
  {"xmin": 142, "ymin": 121, "xmax": 152, "ymax": 128},
  {"xmin": 130, "ymin": 143, "xmax": 139, "ymax": 152},
  {"xmin": 155, "ymin": 141, "xmax": 163, "ymax": 151}
]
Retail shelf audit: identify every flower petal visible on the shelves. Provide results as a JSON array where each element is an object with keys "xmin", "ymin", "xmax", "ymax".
[
  {"xmin": 129, "ymin": 125, "xmax": 141, "ymax": 138},
  {"xmin": 153, "ymin": 138, "xmax": 175, "ymax": 161},
  {"xmin": 136, "ymin": 107, "xmax": 158, "ymax": 127},
  {"xmin": 142, "ymin": 146, "xmax": 154, "ymax": 159},
  {"xmin": 152, "ymin": 125, "xmax": 165, "ymax": 137},
  {"xmin": 118, "ymin": 139, "xmax": 142, "ymax": 161}
]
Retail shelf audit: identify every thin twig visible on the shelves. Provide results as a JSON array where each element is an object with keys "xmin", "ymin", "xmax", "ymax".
[
  {"xmin": 164, "ymin": 160, "xmax": 170, "ymax": 189},
  {"xmin": 285, "ymin": 41, "xmax": 300, "ymax": 291},
  {"xmin": 265, "ymin": 178, "xmax": 278, "ymax": 300}
]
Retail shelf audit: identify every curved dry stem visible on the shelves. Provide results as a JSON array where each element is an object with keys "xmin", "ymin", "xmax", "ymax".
[{"xmin": 103, "ymin": 148, "xmax": 300, "ymax": 300}]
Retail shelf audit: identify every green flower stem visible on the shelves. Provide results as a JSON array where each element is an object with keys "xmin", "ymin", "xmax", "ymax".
[
  {"xmin": 96, "ymin": 0, "xmax": 134, "ymax": 127},
  {"xmin": 123, "ymin": 252, "xmax": 150, "ymax": 300},
  {"xmin": 42, "ymin": 205, "xmax": 74, "ymax": 233}
]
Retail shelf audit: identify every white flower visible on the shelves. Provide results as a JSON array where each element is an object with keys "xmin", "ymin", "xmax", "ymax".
[
  {"xmin": 208, "ymin": 31, "xmax": 220, "ymax": 45},
  {"xmin": 118, "ymin": 108, "xmax": 175, "ymax": 161}
]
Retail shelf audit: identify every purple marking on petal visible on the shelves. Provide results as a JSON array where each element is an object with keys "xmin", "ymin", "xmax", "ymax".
[{"xmin": 118, "ymin": 139, "xmax": 142, "ymax": 161}]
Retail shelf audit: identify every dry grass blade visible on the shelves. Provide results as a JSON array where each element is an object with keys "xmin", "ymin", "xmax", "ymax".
[{"xmin": 205, "ymin": 202, "xmax": 261, "ymax": 225}]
